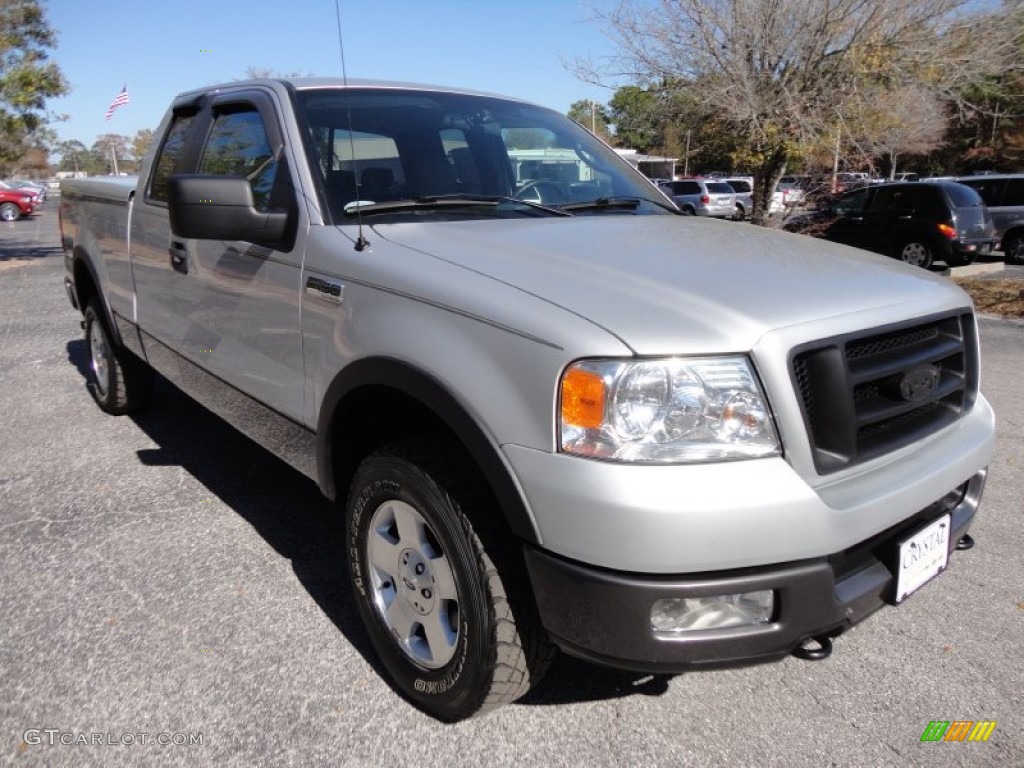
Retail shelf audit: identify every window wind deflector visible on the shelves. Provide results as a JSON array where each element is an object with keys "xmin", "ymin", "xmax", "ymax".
[{"xmin": 342, "ymin": 194, "xmax": 571, "ymax": 217}]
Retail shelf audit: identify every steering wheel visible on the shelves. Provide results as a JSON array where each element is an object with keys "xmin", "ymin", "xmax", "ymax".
[{"xmin": 514, "ymin": 180, "xmax": 567, "ymax": 205}]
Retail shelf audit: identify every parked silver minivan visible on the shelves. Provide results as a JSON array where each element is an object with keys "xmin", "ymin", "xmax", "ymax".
[
  {"xmin": 658, "ymin": 178, "xmax": 736, "ymax": 218},
  {"xmin": 724, "ymin": 177, "xmax": 754, "ymax": 220},
  {"xmin": 955, "ymin": 174, "xmax": 1024, "ymax": 264}
]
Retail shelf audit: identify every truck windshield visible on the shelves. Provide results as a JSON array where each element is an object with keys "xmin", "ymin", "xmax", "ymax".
[{"xmin": 296, "ymin": 87, "xmax": 674, "ymax": 220}]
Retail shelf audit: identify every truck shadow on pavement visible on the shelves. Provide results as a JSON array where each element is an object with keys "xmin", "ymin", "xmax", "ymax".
[
  {"xmin": 0, "ymin": 235, "xmax": 61, "ymax": 262},
  {"xmin": 66, "ymin": 338, "xmax": 676, "ymax": 712}
]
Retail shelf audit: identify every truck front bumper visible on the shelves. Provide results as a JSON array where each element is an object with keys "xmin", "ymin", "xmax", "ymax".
[{"xmin": 524, "ymin": 469, "xmax": 985, "ymax": 673}]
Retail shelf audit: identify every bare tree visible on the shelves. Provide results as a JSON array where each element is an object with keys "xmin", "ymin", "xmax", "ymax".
[
  {"xmin": 848, "ymin": 86, "xmax": 947, "ymax": 178},
  {"xmin": 581, "ymin": 0, "xmax": 1017, "ymax": 223}
]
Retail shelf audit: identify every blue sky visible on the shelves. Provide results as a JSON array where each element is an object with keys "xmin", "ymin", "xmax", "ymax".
[{"xmin": 45, "ymin": 0, "xmax": 621, "ymax": 151}]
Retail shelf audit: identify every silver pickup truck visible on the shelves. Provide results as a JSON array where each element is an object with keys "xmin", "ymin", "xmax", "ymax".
[{"xmin": 60, "ymin": 78, "xmax": 995, "ymax": 721}]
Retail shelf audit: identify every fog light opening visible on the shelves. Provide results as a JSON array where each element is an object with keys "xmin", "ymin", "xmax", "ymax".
[{"xmin": 651, "ymin": 590, "xmax": 774, "ymax": 634}]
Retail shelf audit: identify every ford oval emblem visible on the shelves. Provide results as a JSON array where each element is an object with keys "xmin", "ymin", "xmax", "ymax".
[{"xmin": 899, "ymin": 364, "xmax": 941, "ymax": 402}]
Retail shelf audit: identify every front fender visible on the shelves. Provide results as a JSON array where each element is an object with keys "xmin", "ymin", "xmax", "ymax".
[{"xmin": 316, "ymin": 357, "xmax": 542, "ymax": 544}]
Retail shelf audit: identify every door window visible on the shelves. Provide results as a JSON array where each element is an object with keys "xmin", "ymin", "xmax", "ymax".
[
  {"xmin": 199, "ymin": 108, "xmax": 278, "ymax": 211},
  {"xmin": 1001, "ymin": 178, "xmax": 1024, "ymax": 206},
  {"xmin": 834, "ymin": 188, "xmax": 869, "ymax": 215}
]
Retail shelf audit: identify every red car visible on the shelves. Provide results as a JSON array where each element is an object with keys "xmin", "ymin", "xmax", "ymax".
[{"xmin": 0, "ymin": 188, "xmax": 35, "ymax": 221}]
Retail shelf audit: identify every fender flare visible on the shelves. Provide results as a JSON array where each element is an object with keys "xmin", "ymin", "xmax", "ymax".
[
  {"xmin": 316, "ymin": 357, "xmax": 541, "ymax": 545},
  {"xmin": 71, "ymin": 246, "xmax": 123, "ymax": 346}
]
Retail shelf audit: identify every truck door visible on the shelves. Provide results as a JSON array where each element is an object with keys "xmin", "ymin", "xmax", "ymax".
[
  {"xmin": 178, "ymin": 92, "xmax": 305, "ymax": 421},
  {"xmin": 824, "ymin": 186, "xmax": 871, "ymax": 248},
  {"xmin": 136, "ymin": 91, "xmax": 306, "ymax": 422},
  {"xmin": 860, "ymin": 184, "xmax": 909, "ymax": 255}
]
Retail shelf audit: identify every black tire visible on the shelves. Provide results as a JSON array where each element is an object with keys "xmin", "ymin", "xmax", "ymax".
[
  {"xmin": 0, "ymin": 202, "xmax": 20, "ymax": 221},
  {"xmin": 1004, "ymin": 233, "xmax": 1024, "ymax": 265},
  {"xmin": 731, "ymin": 203, "xmax": 745, "ymax": 221},
  {"xmin": 682, "ymin": 205, "xmax": 696, "ymax": 216},
  {"xmin": 84, "ymin": 299, "xmax": 153, "ymax": 414},
  {"xmin": 346, "ymin": 438, "xmax": 553, "ymax": 721},
  {"xmin": 893, "ymin": 239, "xmax": 934, "ymax": 269}
]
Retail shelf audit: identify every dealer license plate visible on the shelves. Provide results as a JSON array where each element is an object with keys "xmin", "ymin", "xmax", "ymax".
[{"xmin": 895, "ymin": 515, "xmax": 951, "ymax": 603}]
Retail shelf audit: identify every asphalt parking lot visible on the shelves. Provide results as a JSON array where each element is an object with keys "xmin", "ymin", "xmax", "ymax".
[{"xmin": 1, "ymin": 208, "xmax": 1021, "ymax": 767}]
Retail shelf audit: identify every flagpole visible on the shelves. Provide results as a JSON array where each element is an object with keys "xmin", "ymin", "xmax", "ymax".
[{"xmin": 111, "ymin": 146, "xmax": 119, "ymax": 176}]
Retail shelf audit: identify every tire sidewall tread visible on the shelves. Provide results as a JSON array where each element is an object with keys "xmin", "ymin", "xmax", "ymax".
[
  {"xmin": 346, "ymin": 439, "xmax": 549, "ymax": 721},
  {"xmin": 83, "ymin": 299, "xmax": 152, "ymax": 415}
]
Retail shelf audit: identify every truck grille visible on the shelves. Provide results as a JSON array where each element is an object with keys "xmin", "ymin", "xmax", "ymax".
[{"xmin": 791, "ymin": 311, "xmax": 978, "ymax": 474}]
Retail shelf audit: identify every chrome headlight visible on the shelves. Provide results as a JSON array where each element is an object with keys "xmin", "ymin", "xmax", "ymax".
[{"xmin": 559, "ymin": 357, "xmax": 780, "ymax": 463}]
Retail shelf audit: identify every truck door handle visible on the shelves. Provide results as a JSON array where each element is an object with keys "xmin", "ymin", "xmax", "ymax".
[{"xmin": 169, "ymin": 241, "xmax": 188, "ymax": 274}]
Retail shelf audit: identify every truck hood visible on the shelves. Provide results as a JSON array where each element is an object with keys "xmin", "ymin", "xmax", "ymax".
[{"xmin": 372, "ymin": 215, "xmax": 970, "ymax": 354}]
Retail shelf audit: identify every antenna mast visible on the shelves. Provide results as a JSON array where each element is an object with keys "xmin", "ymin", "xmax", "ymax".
[{"xmin": 334, "ymin": 0, "xmax": 369, "ymax": 251}]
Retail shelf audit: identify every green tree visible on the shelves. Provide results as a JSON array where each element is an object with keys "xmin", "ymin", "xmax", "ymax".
[
  {"xmin": 131, "ymin": 128, "xmax": 155, "ymax": 168},
  {"xmin": 91, "ymin": 134, "xmax": 131, "ymax": 174},
  {"xmin": 56, "ymin": 139, "xmax": 86, "ymax": 173},
  {"xmin": 0, "ymin": 0, "xmax": 68, "ymax": 173},
  {"xmin": 607, "ymin": 86, "xmax": 665, "ymax": 152},
  {"xmin": 567, "ymin": 99, "xmax": 612, "ymax": 142}
]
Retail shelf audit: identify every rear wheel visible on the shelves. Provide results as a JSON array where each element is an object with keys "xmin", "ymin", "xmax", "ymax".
[
  {"xmin": 1004, "ymin": 233, "xmax": 1024, "ymax": 265},
  {"xmin": 894, "ymin": 239, "xmax": 934, "ymax": 269},
  {"xmin": 0, "ymin": 202, "xmax": 20, "ymax": 221},
  {"xmin": 84, "ymin": 299, "xmax": 153, "ymax": 414},
  {"xmin": 731, "ymin": 203, "xmax": 746, "ymax": 221},
  {"xmin": 346, "ymin": 438, "xmax": 553, "ymax": 721}
]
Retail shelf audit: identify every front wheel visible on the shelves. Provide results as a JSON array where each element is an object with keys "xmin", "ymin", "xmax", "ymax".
[
  {"xmin": 1004, "ymin": 233, "xmax": 1024, "ymax": 265},
  {"xmin": 0, "ymin": 202, "xmax": 20, "ymax": 221},
  {"xmin": 894, "ymin": 239, "xmax": 934, "ymax": 269},
  {"xmin": 84, "ymin": 299, "xmax": 153, "ymax": 414},
  {"xmin": 346, "ymin": 439, "xmax": 552, "ymax": 721}
]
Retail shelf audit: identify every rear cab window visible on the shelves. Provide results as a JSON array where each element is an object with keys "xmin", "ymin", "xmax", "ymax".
[{"xmin": 147, "ymin": 111, "xmax": 197, "ymax": 203}]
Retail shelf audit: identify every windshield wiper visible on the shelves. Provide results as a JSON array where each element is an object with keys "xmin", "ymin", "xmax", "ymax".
[
  {"xmin": 559, "ymin": 196, "xmax": 674, "ymax": 213},
  {"xmin": 344, "ymin": 194, "xmax": 570, "ymax": 217}
]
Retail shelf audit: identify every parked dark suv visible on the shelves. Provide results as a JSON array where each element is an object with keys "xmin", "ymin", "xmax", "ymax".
[
  {"xmin": 786, "ymin": 181, "xmax": 997, "ymax": 268},
  {"xmin": 954, "ymin": 174, "xmax": 1024, "ymax": 264}
]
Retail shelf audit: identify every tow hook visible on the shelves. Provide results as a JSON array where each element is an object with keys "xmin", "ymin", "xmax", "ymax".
[
  {"xmin": 956, "ymin": 534, "xmax": 975, "ymax": 551},
  {"xmin": 792, "ymin": 635, "xmax": 833, "ymax": 661}
]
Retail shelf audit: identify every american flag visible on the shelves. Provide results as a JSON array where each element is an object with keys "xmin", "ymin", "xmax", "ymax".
[{"xmin": 104, "ymin": 85, "xmax": 130, "ymax": 120}]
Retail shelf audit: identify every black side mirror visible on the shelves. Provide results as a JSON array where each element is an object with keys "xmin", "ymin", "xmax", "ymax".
[{"xmin": 167, "ymin": 174, "xmax": 288, "ymax": 247}]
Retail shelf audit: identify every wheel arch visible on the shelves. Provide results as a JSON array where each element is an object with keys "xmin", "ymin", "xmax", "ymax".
[
  {"xmin": 316, "ymin": 357, "xmax": 541, "ymax": 545},
  {"xmin": 999, "ymin": 224, "xmax": 1024, "ymax": 251},
  {"xmin": 71, "ymin": 247, "xmax": 127, "ymax": 345}
]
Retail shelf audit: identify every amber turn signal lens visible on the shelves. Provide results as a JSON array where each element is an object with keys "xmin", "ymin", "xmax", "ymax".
[
  {"xmin": 937, "ymin": 223, "xmax": 957, "ymax": 239},
  {"xmin": 561, "ymin": 367, "xmax": 606, "ymax": 429}
]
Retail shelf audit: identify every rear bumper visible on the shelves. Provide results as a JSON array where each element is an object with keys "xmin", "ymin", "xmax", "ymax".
[
  {"xmin": 525, "ymin": 469, "xmax": 986, "ymax": 673},
  {"xmin": 952, "ymin": 238, "xmax": 999, "ymax": 255}
]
